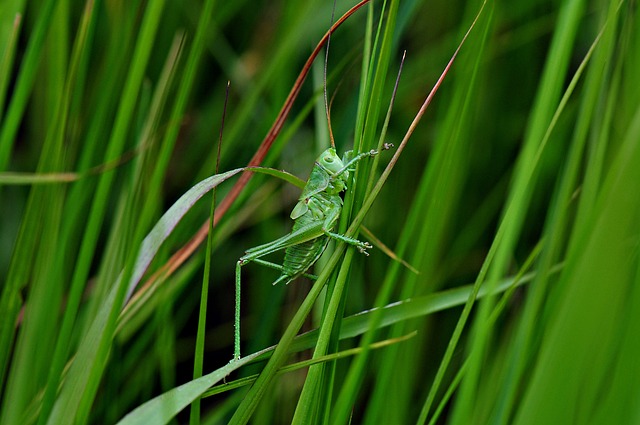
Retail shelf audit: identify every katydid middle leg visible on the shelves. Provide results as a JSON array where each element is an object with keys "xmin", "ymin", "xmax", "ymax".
[{"xmin": 320, "ymin": 206, "xmax": 372, "ymax": 254}]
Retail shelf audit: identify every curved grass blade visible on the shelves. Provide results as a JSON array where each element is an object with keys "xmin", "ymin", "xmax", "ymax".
[
  {"xmin": 45, "ymin": 167, "xmax": 304, "ymax": 424},
  {"xmin": 122, "ymin": 166, "xmax": 303, "ymax": 310},
  {"xmin": 115, "ymin": 332, "xmax": 414, "ymax": 425},
  {"xmin": 125, "ymin": 168, "xmax": 243, "ymax": 300},
  {"xmin": 115, "ymin": 349, "xmax": 268, "ymax": 425},
  {"xmin": 45, "ymin": 167, "xmax": 242, "ymax": 425},
  {"xmin": 203, "ymin": 332, "xmax": 417, "ymax": 398}
]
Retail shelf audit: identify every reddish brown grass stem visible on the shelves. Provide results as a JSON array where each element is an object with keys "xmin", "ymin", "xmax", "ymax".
[{"xmin": 134, "ymin": 0, "xmax": 371, "ymax": 300}]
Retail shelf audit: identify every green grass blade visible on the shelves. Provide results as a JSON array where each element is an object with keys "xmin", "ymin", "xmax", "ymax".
[
  {"xmin": 114, "ymin": 259, "xmax": 546, "ymax": 425},
  {"xmin": 489, "ymin": 4, "xmax": 622, "ymax": 422},
  {"xmin": 0, "ymin": 11, "xmax": 21, "ymax": 120},
  {"xmin": 449, "ymin": 0, "xmax": 587, "ymax": 421},
  {"xmin": 45, "ymin": 166, "xmax": 242, "ymax": 424},
  {"xmin": 42, "ymin": 2, "xmax": 169, "ymax": 422},
  {"xmin": 116, "ymin": 341, "xmax": 268, "ymax": 424},
  {"xmin": 0, "ymin": 0, "xmax": 56, "ymax": 171},
  {"xmin": 514, "ymin": 103, "xmax": 640, "ymax": 425}
]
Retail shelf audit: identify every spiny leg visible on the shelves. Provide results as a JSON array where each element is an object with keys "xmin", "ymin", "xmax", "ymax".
[
  {"xmin": 234, "ymin": 256, "xmax": 262, "ymax": 361},
  {"xmin": 336, "ymin": 143, "xmax": 394, "ymax": 176},
  {"xmin": 333, "ymin": 150, "xmax": 377, "ymax": 177},
  {"xmin": 253, "ymin": 259, "xmax": 318, "ymax": 281},
  {"xmin": 234, "ymin": 260, "xmax": 242, "ymax": 360},
  {"xmin": 323, "ymin": 229, "xmax": 372, "ymax": 255},
  {"xmin": 233, "ymin": 222, "xmax": 326, "ymax": 361},
  {"xmin": 315, "ymin": 149, "xmax": 378, "ymax": 180},
  {"xmin": 234, "ymin": 257, "xmax": 315, "ymax": 360},
  {"xmin": 234, "ymin": 254, "xmax": 257, "ymax": 361}
]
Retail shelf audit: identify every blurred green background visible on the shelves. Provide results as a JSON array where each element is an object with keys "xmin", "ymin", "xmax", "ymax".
[{"xmin": 1, "ymin": 0, "xmax": 639, "ymax": 424}]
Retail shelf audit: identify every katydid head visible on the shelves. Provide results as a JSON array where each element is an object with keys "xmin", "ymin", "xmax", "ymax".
[
  {"xmin": 318, "ymin": 148, "xmax": 343, "ymax": 173},
  {"xmin": 317, "ymin": 147, "xmax": 349, "ymax": 193}
]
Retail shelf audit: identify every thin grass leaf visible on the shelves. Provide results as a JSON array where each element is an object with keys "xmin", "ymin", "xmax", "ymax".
[
  {"xmin": 205, "ymin": 332, "xmax": 417, "ymax": 398},
  {"xmin": 446, "ymin": 0, "xmax": 588, "ymax": 420},
  {"xmin": 116, "ymin": 349, "xmax": 268, "ymax": 425},
  {"xmin": 0, "ymin": 0, "xmax": 56, "ymax": 171},
  {"xmin": 0, "ymin": 12, "xmax": 21, "ymax": 120},
  {"xmin": 514, "ymin": 103, "xmax": 640, "ymax": 425}
]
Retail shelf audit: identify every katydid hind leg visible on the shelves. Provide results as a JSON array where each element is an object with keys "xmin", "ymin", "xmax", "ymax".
[
  {"xmin": 233, "ymin": 220, "xmax": 325, "ymax": 360},
  {"xmin": 241, "ymin": 221, "xmax": 325, "ymax": 261},
  {"xmin": 233, "ymin": 260, "xmax": 241, "ymax": 360},
  {"xmin": 253, "ymin": 258, "xmax": 318, "ymax": 282}
]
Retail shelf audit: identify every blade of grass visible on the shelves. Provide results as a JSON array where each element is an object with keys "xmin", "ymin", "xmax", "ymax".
[
  {"xmin": 446, "ymin": 0, "xmax": 587, "ymax": 420},
  {"xmin": 114, "ymin": 256, "xmax": 552, "ymax": 425},
  {"xmin": 0, "ymin": 0, "xmax": 57, "ymax": 391},
  {"xmin": 303, "ymin": 1, "xmax": 404, "ymax": 421},
  {"xmin": 334, "ymin": 1, "xmax": 490, "ymax": 422},
  {"xmin": 42, "ymin": 1, "xmax": 168, "ymax": 422},
  {"xmin": 0, "ymin": 1, "xmax": 95, "ymax": 421},
  {"xmin": 116, "ymin": 347, "xmax": 270, "ymax": 425},
  {"xmin": 189, "ymin": 79, "xmax": 228, "ymax": 425},
  {"xmin": 489, "ymin": 4, "xmax": 622, "ymax": 421},
  {"xmin": 318, "ymin": 2, "xmax": 400, "ymax": 421},
  {"xmin": 0, "ymin": 0, "xmax": 56, "ymax": 171},
  {"xmin": 205, "ymin": 332, "xmax": 417, "ymax": 398},
  {"xmin": 514, "ymin": 102, "xmax": 640, "ymax": 425},
  {"xmin": 0, "ymin": 13, "xmax": 21, "ymax": 120}
]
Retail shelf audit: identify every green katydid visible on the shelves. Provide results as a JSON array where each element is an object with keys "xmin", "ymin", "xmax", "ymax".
[{"xmin": 233, "ymin": 144, "xmax": 392, "ymax": 360}]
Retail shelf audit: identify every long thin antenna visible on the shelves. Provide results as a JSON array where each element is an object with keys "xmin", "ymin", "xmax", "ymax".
[{"xmin": 324, "ymin": 0, "xmax": 338, "ymax": 148}]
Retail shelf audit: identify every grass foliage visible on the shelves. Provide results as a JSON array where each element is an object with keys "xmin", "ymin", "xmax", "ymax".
[{"xmin": 1, "ymin": 0, "xmax": 639, "ymax": 423}]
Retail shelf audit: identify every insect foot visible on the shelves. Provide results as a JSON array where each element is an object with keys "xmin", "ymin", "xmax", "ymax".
[
  {"xmin": 358, "ymin": 241, "xmax": 373, "ymax": 256},
  {"xmin": 368, "ymin": 143, "xmax": 394, "ymax": 157}
]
